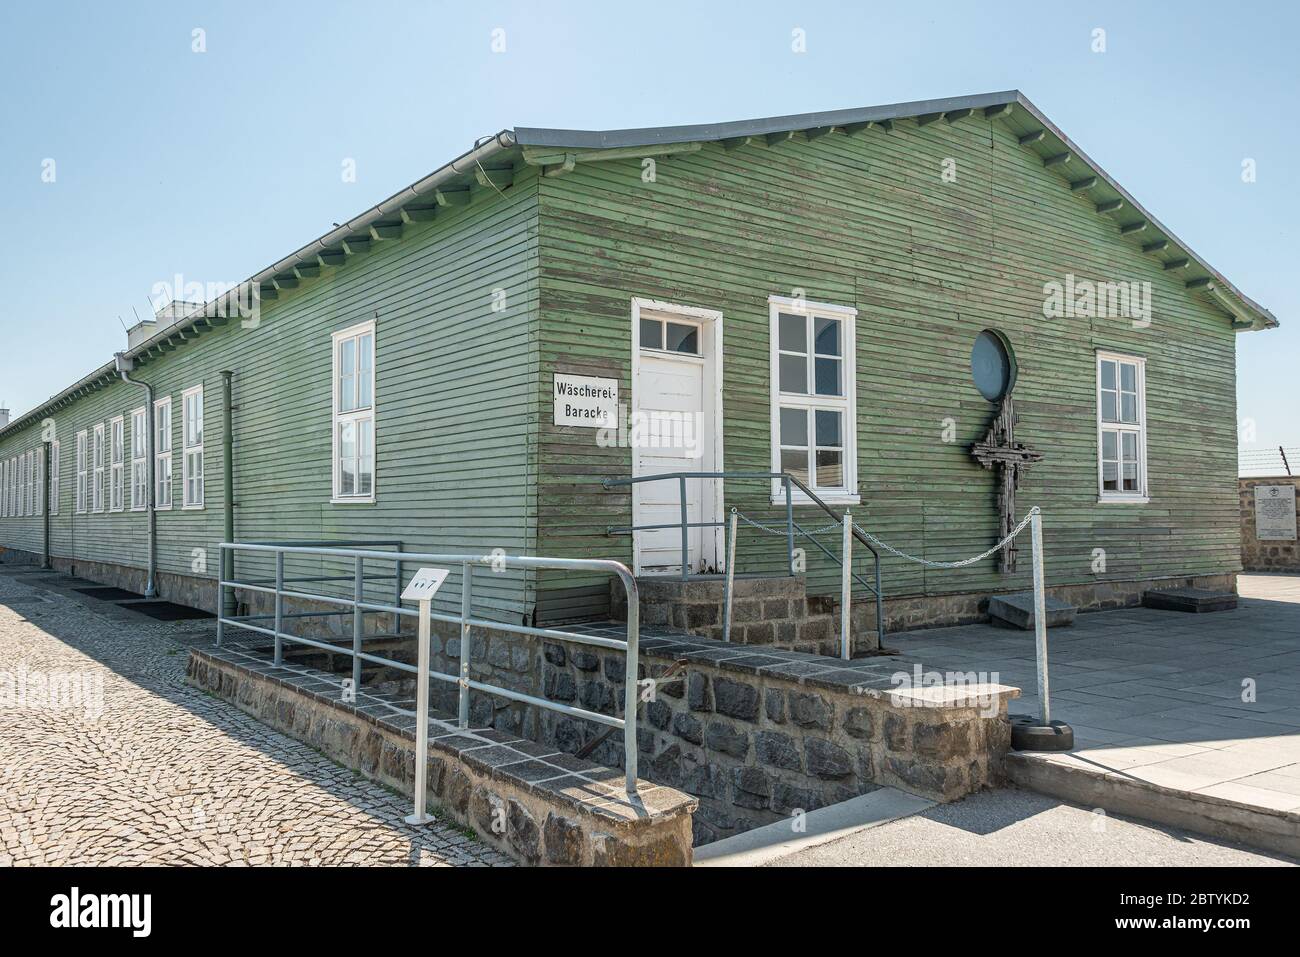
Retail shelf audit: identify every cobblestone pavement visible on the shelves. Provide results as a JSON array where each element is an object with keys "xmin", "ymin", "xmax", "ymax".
[{"xmin": 0, "ymin": 567, "xmax": 512, "ymax": 866}]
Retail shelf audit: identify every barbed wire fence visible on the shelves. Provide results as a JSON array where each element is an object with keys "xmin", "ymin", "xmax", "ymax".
[{"xmin": 1238, "ymin": 446, "xmax": 1297, "ymax": 477}]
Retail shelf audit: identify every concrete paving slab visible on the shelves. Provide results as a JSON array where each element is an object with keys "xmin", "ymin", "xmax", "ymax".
[
  {"xmin": 765, "ymin": 788, "xmax": 1295, "ymax": 867},
  {"xmin": 888, "ymin": 574, "xmax": 1300, "ymax": 856},
  {"xmin": 693, "ymin": 788, "xmax": 934, "ymax": 867}
]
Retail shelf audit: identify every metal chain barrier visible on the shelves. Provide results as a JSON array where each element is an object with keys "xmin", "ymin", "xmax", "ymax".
[
  {"xmin": 858, "ymin": 506, "xmax": 1040, "ymax": 568},
  {"xmin": 736, "ymin": 505, "xmax": 1040, "ymax": 569},
  {"xmin": 736, "ymin": 513, "xmax": 842, "ymax": 536}
]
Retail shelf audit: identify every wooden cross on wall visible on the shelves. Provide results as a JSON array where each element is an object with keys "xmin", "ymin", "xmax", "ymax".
[{"xmin": 970, "ymin": 395, "xmax": 1042, "ymax": 574}]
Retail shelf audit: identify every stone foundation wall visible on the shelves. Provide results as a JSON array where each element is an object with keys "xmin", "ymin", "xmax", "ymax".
[
  {"xmin": 857, "ymin": 572, "xmax": 1239, "ymax": 632},
  {"xmin": 537, "ymin": 633, "xmax": 1016, "ymax": 845},
  {"xmin": 0, "ymin": 547, "xmax": 219, "ymax": 611},
  {"xmin": 1239, "ymin": 477, "xmax": 1300, "ymax": 573},
  {"xmin": 610, "ymin": 575, "xmax": 875, "ymax": 656},
  {"xmin": 188, "ymin": 647, "xmax": 695, "ymax": 866},
  {"xmin": 612, "ymin": 569, "xmax": 1240, "ymax": 642}
]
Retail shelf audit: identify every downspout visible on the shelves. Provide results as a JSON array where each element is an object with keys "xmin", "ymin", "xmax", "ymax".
[
  {"xmin": 115, "ymin": 353, "xmax": 158, "ymax": 597},
  {"xmin": 41, "ymin": 439, "xmax": 51, "ymax": 569},
  {"xmin": 220, "ymin": 371, "xmax": 235, "ymax": 617}
]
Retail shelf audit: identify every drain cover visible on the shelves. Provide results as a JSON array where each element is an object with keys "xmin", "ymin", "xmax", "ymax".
[{"xmin": 122, "ymin": 601, "xmax": 214, "ymax": 621}]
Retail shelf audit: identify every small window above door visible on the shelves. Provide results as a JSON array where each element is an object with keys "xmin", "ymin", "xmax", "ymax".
[{"xmin": 639, "ymin": 316, "xmax": 701, "ymax": 355}]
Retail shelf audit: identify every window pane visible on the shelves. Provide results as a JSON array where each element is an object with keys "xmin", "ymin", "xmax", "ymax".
[
  {"xmin": 359, "ymin": 458, "xmax": 373, "ymax": 496},
  {"xmin": 1119, "ymin": 362, "xmax": 1136, "ymax": 392},
  {"xmin": 359, "ymin": 418, "xmax": 373, "ymax": 457},
  {"xmin": 779, "ymin": 354, "xmax": 807, "ymax": 393},
  {"xmin": 779, "ymin": 448, "xmax": 808, "ymax": 485},
  {"xmin": 778, "ymin": 313, "xmax": 806, "ymax": 353},
  {"xmin": 1102, "ymin": 462, "xmax": 1118, "ymax": 490},
  {"xmin": 779, "ymin": 407, "xmax": 808, "ymax": 447},
  {"xmin": 1121, "ymin": 432, "xmax": 1137, "ymax": 459},
  {"xmin": 358, "ymin": 333, "xmax": 372, "ymax": 372},
  {"xmin": 814, "ymin": 357, "xmax": 842, "ymax": 396},
  {"xmin": 815, "ymin": 409, "xmax": 842, "ymax": 447},
  {"xmin": 339, "ymin": 420, "xmax": 356, "ymax": 459},
  {"xmin": 665, "ymin": 322, "xmax": 699, "ymax": 354},
  {"xmin": 1102, "ymin": 430, "xmax": 1117, "ymax": 460},
  {"xmin": 815, "ymin": 449, "xmax": 843, "ymax": 488},
  {"xmin": 1100, "ymin": 360, "xmax": 1116, "ymax": 390},
  {"xmin": 358, "ymin": 368, "xmax": 372, "ymax": 410},
  {"xmin": 1101, "ymin": 391, "xmax": 1117, "ymax": 423},
  {"xmin": 813, "ymin": 317, "xmax": 840, "ymax": 357},
  {"xmin": 339, "ymin": 338, "xmax": 357, "ymax": 412},
  {"xmin": 340, "ymin": 337, "xmax": 355, "ymax": 377},
  {"xmin": 639, "ymin": 318, "xmax": 661, "ymax": 349},
  {"xmin": 1120, "ymin": 392, "xmax": 1137, "ymax": 424}
]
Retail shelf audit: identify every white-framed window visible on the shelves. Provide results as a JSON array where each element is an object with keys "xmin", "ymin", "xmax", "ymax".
[
  {"xmin": 110, "ymin": 416, "xmax": 125, "ymax": 511},
  {"xmin": 20, "ymin": 452, "xmax": 29, "ymax": 516},
  {"xmin": 1097, "ymin": 351, "xmax": 1148, "ymax": 503},
  {"xmin": 32, "ymin": 448, "xmax": 42, "ymax": 516},
  {"xmin": 182, "ymin": 385, "xmax": 204, "ymax": 508},
  {"xmin": 154, "ymin": 397, "xmax": 172, "ymax": 509},
  {"xmin": 331, "ymin": 320, "xmax": 376, "ymax": 503},
  {"xmin": 75, "ymin": 431, "xmax": 88, "ymax": 513},
  {"xmin": 92, "ymin": 423, "xmax": 105, "ymax": 512},
  {"xmin": 769, "ymin": 296, "xmax": 859, "ymax": 504},
  {"xmin": 49, "ymin": 440, "xmax": 59, "ymax": 515},
  {"xmin": 130, "ymin": 407, "xmax": 148, "ymax": 510}
]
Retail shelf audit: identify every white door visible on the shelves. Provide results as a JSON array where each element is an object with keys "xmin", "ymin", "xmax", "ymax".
[{"xmin": 633, "ymin": 304, "xmax": 721, "ymax": 576}]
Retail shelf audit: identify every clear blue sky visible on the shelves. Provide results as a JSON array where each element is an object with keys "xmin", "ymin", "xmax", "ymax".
[{"xmin": 1, "ymin": 1, "xmax": 1295, "ymax": 470}]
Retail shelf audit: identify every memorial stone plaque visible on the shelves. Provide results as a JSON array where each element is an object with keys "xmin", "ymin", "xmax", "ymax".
[{"xmin": 1255, "ymin": 485, "xmax": 1298, "ymax": 541}]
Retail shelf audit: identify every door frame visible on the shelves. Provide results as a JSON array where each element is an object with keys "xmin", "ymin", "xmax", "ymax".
[{"xmin": 629, "ymin": 297, "xmax": 725, "ymax": 576}]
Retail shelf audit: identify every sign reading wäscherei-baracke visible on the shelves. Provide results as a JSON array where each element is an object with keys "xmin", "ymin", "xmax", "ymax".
[{"xmin": 553, "ymin": 373, "xmax": 617, "ymax": 428}]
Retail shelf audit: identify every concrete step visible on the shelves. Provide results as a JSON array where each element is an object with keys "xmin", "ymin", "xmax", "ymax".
[
  {"xmin": 1142, "ymin": 587, "xmax": 1238, "ymax": 613},
  {"xmin": 693, "ymin": 787, "xmax": 935, "ymax": 866},
  {"xmin": 988, "ymin": 591, "xmax": 1077, "ymax": 629},
  {"xmin": 1006, "ymin": 751, "xmax": 1300, "ymax": 858}
]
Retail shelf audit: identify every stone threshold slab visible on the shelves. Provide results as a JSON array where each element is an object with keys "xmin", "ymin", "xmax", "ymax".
[
  {"xmin": 693, "ymin": 787, "xmax": 935, "ymax": 866},
  {"xmin": 1007, "ymin": 751, "xmax": 1300, "ymax": 859}
]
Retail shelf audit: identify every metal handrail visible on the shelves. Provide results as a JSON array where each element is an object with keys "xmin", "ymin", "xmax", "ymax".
[
  {"xmin": 603, "ymin": 470, "xmax": 886, "ymax": 648},
  {"xmin": 216, "ymin": 542, "xmax": 642, "ymax": 794}
]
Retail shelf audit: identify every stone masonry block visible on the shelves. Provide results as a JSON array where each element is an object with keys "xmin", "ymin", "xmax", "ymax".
[
  {"xmin": 754, "ymin": 730, "xmax": 802, "ymax": 771},
  {"xmin": 704, "ymin": 721, "xmax": 749, "ymax": 758},
  {"xmin": 712, "ymin": 677, "xmax": 760, "ymax": 721},
  {"xmin": 789, "ymin": 691, "xmax": 832, "ymax": 730}
]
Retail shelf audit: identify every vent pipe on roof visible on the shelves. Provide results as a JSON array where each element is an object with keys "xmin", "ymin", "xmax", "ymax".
[{"xmin": 0, "ymin": 407, "xmax": 9, "ymax": 428}]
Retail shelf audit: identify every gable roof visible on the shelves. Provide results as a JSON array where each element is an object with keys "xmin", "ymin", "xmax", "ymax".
[
  {"xmin": 517, "ymin": 90, "xmax": 1278, "ymax": 333},
  {"xmin": 0, "ymin": 91, "xmax": 1277, "ymax": 440}
]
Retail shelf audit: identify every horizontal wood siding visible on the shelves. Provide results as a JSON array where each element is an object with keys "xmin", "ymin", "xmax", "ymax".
[
  {"xmin": 0, "ymin": 169, "xmax": 541, "ymax": 622},
  {"xmin": 535, "ymin": 117, "xmax": 1242, "ymax": 604}
]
